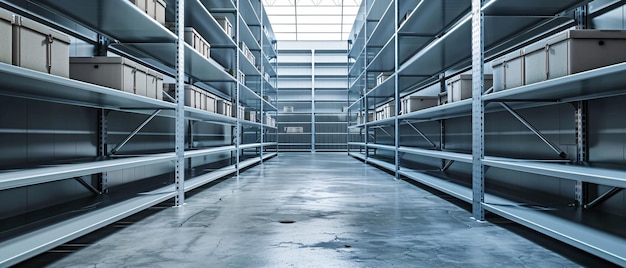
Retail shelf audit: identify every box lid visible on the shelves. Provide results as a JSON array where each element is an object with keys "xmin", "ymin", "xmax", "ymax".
[
  {"xmin": 0, "ymin": 8, "xmax": 14, "ymax": 23},
  {"xmin": 15, "ymin": 16, "xmax": 71, "ymax": 44},
  {"xmin": 525, "ymin": 29, "xmax": 626, "ymax": 53},
  {"xmin": 146, "ymin": 69, "xmax": 163, "ymax": 78},
  {"xmin": 447, "ymin": 73, "xmax": 493, "ymax": 84},
  {"xmin": 70, "ymin": 57, "xmax": 148, "ymax": 72},
  {"xmin": 156, "ymin": 0, "xmax": 166, "ymax": 6},
  {"xmin": 492, "ymin": 49, "xmax": 523, "ymax": 66}
]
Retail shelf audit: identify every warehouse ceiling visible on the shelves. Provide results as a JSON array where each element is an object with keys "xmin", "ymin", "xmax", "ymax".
[{"xmin": 263, "ymin": 0, "xmax": 361, "ymax": 41}]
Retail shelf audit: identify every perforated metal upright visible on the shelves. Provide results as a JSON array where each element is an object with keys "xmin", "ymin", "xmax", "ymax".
[
  {"xmin": 174, "ymin": 0, "xmax": 185, "ymax": 206},
  {"xmin": 471, "ymin": 0, "xmax": 485, "ymax": 221}
]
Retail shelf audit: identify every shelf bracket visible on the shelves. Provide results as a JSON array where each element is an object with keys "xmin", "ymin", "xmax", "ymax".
[
  {"xmin": 74, "ymin": 176, "xmax": 101, "ymax": 195},
  {"xmin": 441, "ymin": 160, "xmax": 455, "ymax": 172},
  {"xmin": 403, "ymin": 120, "xmax": 437, "ymax": 149},
  {"xmin": 110, "ymin": 109, "xmax": 162, "ymax": 155},
  {"xmin": 500, "ymin": 102, "xmax": 568, "ymax": 159},
  {"xmin": 584, "ymin": 187, "xmax": 623, "ymax": 209},
  {"xmin": 95, "ymin": 34, "xmax": 111, "ymax": 57}
]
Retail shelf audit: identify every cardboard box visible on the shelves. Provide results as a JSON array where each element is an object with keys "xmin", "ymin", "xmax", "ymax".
[
  {"xmin": 245, "ymin": 111, "xmax": 257, "ymax": 122},
  {"xmin": 205, "ymin": 92, "xmax": 216, "ymax": 113},
  {"xmin": 70, "ymin": 57, "xmax": 150, "ymax": 95},
  {"xmin": 130, "ymin": 0, "xmax": 165, "ymax": 24},
  {"xmin": 524, "ymin": 29, "xmax": 626, "ymax": 85},
  {"xmin": 163, "ymin": 83, "xmax": 201, "ymax": 108},
  {"xmin": 446, "ymin": 74, "xmax": 493, "ymax": 103},
  {"xmin": 13, "ymin": 16, "xmax": 70, "ymax": 77},
  {"xmin": 402, "ymin": 96, "xmax": 438, "ymax": 114},
  {"xmin": 0, "ymin": 8, "xmax": 13, "ymax": 64}
]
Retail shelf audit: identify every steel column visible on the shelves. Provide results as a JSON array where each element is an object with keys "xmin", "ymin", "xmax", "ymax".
[
  {"xmin": 235, "ymin": 0, "xmax": 241, "ymax": 176},
  {"xmin": 174, "ymin": 0, "xmax": 185, "ymax": 206},
  {"xmin": 575, "ymin": 100, "xmax": 589, "ymax": 206},
  {"xmin": 394, "ymin": 0, "xmax": 400, "ymax": 177},
  {"xmin": 97, "ymin": 109, "xmax": 108, "ymax": 193},
  {"xmin": 311, "ymin": 49, "xmax": 316, "ymax": 153},
  {"xmin": 471, "ymin": 0, "xmax": 485, "ymax": 221}
]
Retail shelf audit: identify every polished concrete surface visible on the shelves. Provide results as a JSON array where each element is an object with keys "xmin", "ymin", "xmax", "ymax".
[{"xmin": 19, "ymin": 153, "xmax": 611, "ymax": 267}]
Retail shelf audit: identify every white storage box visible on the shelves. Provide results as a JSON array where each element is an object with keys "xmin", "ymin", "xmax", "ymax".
[
  {"xmin": 13, "ymin": 16, "xmax": 70, "ymax": 77},
  {"xmin": 153, "ymin": 0, "xmax": 166, "ymax": 24},
  {"xmin": 205, "ymin": 92, "xmax": 216, "ymax": 113},
  {"xmin": 382, "ymin": 102, "xmax": 396, "ymax": 118},
  {"xmin": 217, "ymin": 99, "xmax": 232, "ymax": 117},
  {"xmin": 70, "ymin": 57, "xmax": 151, "ymax": 96},
  {"xmin": 285, "ymin": 127, "xmax": 303, "ymax": 133},
  {"xmin": 237, "ymin": 70, "xmax": 245, "ymax": 84},
  {"xmin": 0, "ymin": 8, "xmax": 13, "ymax": 64},
  {"xmin": 167, "ymin": 24, "xmax": 210, "ymax": 59},
  {"xmin": 524, "ymin": 29, "xmax": 626, "ymax": 85},
  {"xmin": 402, "ymin": 96, "xmax": 438, "ymax": 114},
  {"xmin": 245, "ymin": 111, "xmax": 257, "ymax": 122},
  {"xmin": 146, "ymin": 69, "xmax": 164, "ymax": 100},
  {"xmin": 163, "ymin": 84, "xmax": 202, "ymax": 108},
  {"xmin": 446, "ymin": 74, "xmax": 493, "ymax": 103},
  {"xmin": 234, "ymin": 105, "xmax": 245, "ymax": 119},
  {"xmin": 283, "ymin": 106, "xmax": 294, "ymax": 113},
  {"xmin": 438, "ymin": 92, "xmax": 448, "ymax": 105},
  {"xmin": 492, "ymin": 49, "xmax": 524, "ymax": 92},
  {"xmin": 214, "ymin": 16, "xmax": 232, "ymax": 38},
  {"xmin": 263, "ymin": 95, "xmax": 272, "ymax": 102},
  {"xmin": 375, "ymin": 106, "xmax": 385, "ymax": 121},
  {"xmin": 130, "ymin": 0, "xmax": 165, "ymax": 24},
  {"xmin": 376, "ymin": 72, "xmax": 392, "ymax": 86},
  {"xmin": 264, "ymin": 72, "xmax": 270, "ymax": 82}
]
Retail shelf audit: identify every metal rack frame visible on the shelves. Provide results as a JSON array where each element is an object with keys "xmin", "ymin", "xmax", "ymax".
[
  {"xmin": 0, "ymin": 0, "xmax": 278, "ymax": 265},
  {"xmin": 347, "ymin": 0, "xmax": 626, "ymax": 265}
]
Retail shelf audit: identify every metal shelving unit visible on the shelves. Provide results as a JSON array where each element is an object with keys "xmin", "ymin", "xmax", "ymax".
[
  {"xmin": 0, "ymin": 0, "xmax": 278, "ymax": 265},
  {"xmin": 347, "ymin": 0, "xmax": 626, "ymax": 265}
]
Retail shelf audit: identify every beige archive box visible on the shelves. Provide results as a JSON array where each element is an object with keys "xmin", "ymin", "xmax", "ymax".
[
  {"xmin": 217, "ymin": 99, "xmax": 232, "ymax": 117},
  {"xmin": 205, "ymin": 92, "xmax": 217, "ymax": 113},
  {"xmin": 245, "ymin": 111, "xmax": 257, "ymax": 122},
  {"xmin": 130, "ymin": 0, "xmax": 165, "ymax": 24},
  {"xmin": 164, "ymin": 84, "xmax": 203, "ymax": 109},
  {"xmin": 13, "ymin": 16, "xmax": 70, "ymax": 77},
  {"xmin": 446, "ymin": 74, "xmax": 493, "ymax": 103},
  {"xmin": 402, "ymin": 96, "xmax": 438, "ymax": 114},
  {"xmin": 214, "ymin": 16, "xmax": 232, "ymax": 38},
  {"xmin": 0, "ymin": 8, "xmax": 13, "ymax": 64},
  {"xmin": 492, "ymin": 49, "xmax": 524, "ymax": 92},
  {"xmin": 146, "ymin": 69, "xmax": 164, "ymax": 100},
  {"xmin": 524, "ymin": 29, "xmax": 626, "ymax": 85},
  {"xmin": 70, "ymin": 57, "xmax": 155, "ymax": 96}
]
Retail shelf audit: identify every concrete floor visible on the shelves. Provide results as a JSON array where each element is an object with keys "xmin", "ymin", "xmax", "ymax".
[{"xmin": 19, "ymin": 153, "xmax": 611, "ymax": 267}]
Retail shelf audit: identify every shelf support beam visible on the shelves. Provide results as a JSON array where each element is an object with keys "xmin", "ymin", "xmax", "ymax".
[
  {"xmin": 109, "ymin": 109, "xmax": 161, "ymax": 155},
  {"xmin": 584, "ymin": 187, "xmax": 623, "ymax": 209},
  {"xmin": 471, "ymin": 0, "xmax": 485, "ymax": 221},
  {"xmin": 74, "ymin": 176, "xmax": 101, "ymax": 195},
  {"xmin": 403, "ymin": 120, "xmax": 437, "ymax": 149},
  {"xmin": 500, "ymin": 102, "xmax": 568, "ymax": 159}
]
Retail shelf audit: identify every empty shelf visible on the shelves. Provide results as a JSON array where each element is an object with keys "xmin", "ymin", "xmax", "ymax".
[
  {"xmin": 0, "ymin": 190, "xmax": 175, "ymax": 267},
  {"xmin": 0, "ymin": 153, "xmax": 176, "ymax": 191},
  {"xmin": 483, "ymin": 159, "xmax": 626, "ymax": 188}
]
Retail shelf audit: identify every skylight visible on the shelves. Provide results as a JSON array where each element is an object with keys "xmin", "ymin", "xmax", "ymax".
[{"xmin": 263, "ymin": 0, "xmax": 362, "ymax": 41}]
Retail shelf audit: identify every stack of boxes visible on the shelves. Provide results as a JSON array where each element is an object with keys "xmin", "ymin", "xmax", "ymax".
[
  {"xmin": 493, "ymin": 29, "xmax": 626, "ymax": 92},
  {"xmin": 376, "ymin": 72, "xmax": 392, "ymax": 86},
  {"xmin": 213, "ymin": 16, "xmax": 232, "ymax": 38},
  {"xmin": 444, "ymin": 74, "xmax": 493, "ymax": 103},
  {"xmin": 163, "ymin": 84, "xmax": 218, "ymax": 113},
  {"xmin": 217, "ymin": 98, "xmax": 233, "ymax": 117},
  {"xmin": 241, "ymin": 42, "xmax": 255, "ymax": 65},
  {"xmin": 263, "ymin": 113, "xmax": 276, "ymax": 127},
  {"xmin": 129, "ymin": 0, "xmax": 166, "ymax": 25}
]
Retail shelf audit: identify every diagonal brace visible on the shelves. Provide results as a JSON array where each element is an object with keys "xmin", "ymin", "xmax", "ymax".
[
  {"xmin": 74, "ymin": 176, "xmax": 101, "ymax": 195},
  {"xmin": 500, "ymin": 103, "xmax": 567, "ymax": 159},
  {"xmin": 404, "ymin": 120, "xmax": 437, "ymax": 148},
  {"xmin": 442, "ymin": 160, "xmax": 455, "ymax": 172},
  {"xmin": 379, "ymin": 127, "xmax": 393, "ymax": 138},
  {"xmin": 584, "ymin": 187, "xmax": 623, "ymax": 209},
  {"xmin": 110, "ymin": 109, "xmax": 162, "ymax": 155}
]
